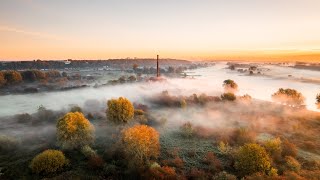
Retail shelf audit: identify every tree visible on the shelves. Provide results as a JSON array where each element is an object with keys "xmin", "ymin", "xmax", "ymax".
[
  {"xmin": 128, "ymin": 75, "xmax": 137, "ymax": 82},
  {"xmin": 223, "ymin": 79, "xmax": 238, "ymax": 93},
  {"xmin": 4, "ymin": 70, "xmax": 22, "ymax": 84},
  {"xmin": 316, "ymin": 94, "xmax": 320, "ymax": 108},
  {"xmin": 272, "ymin": 88, "xmax": 305, "ymax": 106},
  {"xmin": 30, "ymin": 149, "xmax": 68, "ymax": 174},
  {"xmin": 0, "ymin": 71, "xmax": 6, "ymax": 86},
  {"xmin": 180, "ymin": 122, "xmax": 194, "ymax": 137},
  {"xmin": 133, "ymin": 64, "xmax": 139, "ymax": 71},
  {"xmin": 56, "ymin": 112, "xmax": 95, "ymax": 149},
  {"xmin": 235, "ymin": 143, "xmax": 271, "ymax": 177},
  {"xmin": 221, "ymin": 93, "xmax": 236, "ymax": 101},
  {"xmin": 122, "ymin": 125, "xmax": 160, "ymax": 166},
  {"xmin": 106, "ymin": 97, "xmax": 134, "ymax": 123}
]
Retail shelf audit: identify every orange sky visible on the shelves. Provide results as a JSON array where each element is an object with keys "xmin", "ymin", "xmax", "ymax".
[{"xmin": 1, "ymin": 0, "xmax": 320, "ymax": 62}]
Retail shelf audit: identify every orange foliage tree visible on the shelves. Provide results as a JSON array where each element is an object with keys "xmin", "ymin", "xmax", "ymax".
[
  {"xmin": 56, "ymin": 112, "xmax": 95, "ymax": 149},
  {"xmin": 122, "ymin": 125, "xmax": 160, "ymax": 166}
]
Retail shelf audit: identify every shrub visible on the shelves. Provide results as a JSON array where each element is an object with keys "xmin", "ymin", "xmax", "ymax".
[
  {"xmin": 134, "ymin": 109, "xmax": 148, "ymax": 124},
  {"xmin": 56, "ymin": 112, "xmax": 95, "ymax": 149},
  {"xmin": 284, "ymin": 156, "xmax": 301, "ymax": 172},
  {"xmin": 30, "ymin": 149, "xmax": 68, "ymax": 174},
  {"xmin": 106, "ymin": 97, "xmax": 134, "ymax": 123},
  {"xmin": 203, "ymin": 152, "xmax": 222, "ymax": 173},
  {"xmin": 231, "ymin": 128, "xmax": 256, "ymax": 145},
  {"xmin": 188, "ymin": 168, "xmax": 208, "ymax": 179},
  {"xmin": 144, "ymin": 166, "xmax": 177, "ymax": 180},
  {"xmin": 272, "ymin": 88, "xmax": 305, "ymax": 106},
  {"xmin": 180, "ymin": 122, "xmax": 194, "ymax": 137},
  {"xmin": 264, "ymin": 137, "xmax": 282, "ymax": 160},
  {"xmin": 81, "ymin": 145, "xmax": 97, "ymax": 158},
  {"xmin": 281, "ymin": 139, "xmax": 298, "ymax": 158},
  {"xmin": 0, "ymin": 135, "xmax": 19, "ymax": 152},
  {"xmin": 221, "ymin": 93, "xmax": 236, "ymax": 101},
  {"xmin": 218, "ymin": 141, "xmax": 231, "ymax": 155},
  {"xmin": 223, "ymin": 79, "xmax": 238, "ymax": 93},
  {"xmin": 180, "ymin": 99, "xmax": 187, "ymax": 108},
  {"xmin": 15, "ymin": 113, "xmax": 33, "ymax": 124},
  {"xmin": 234, "ymin": 143, "xmax": 271, "ymax": 177},
  {"xmin": 87, "ymin": 155, "xmax": 104, "ymax": 170},
  {"xmin": 212, "ymin": 171, "xmax": 237, "ymax": 180},
  {"xmin": 122, "ymin": 125, "xmax": 160, "ymax": 166}
]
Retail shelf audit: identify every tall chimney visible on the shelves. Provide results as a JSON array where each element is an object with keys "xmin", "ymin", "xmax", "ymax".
[{"xmin": 157, "ymin": 55, "xmax": 160, "ymax": 77}]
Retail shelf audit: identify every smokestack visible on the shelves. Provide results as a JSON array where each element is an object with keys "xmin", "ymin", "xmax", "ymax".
[{"xmin": 157, "ymin": 55, "xmax": 160, "ymax": 77}]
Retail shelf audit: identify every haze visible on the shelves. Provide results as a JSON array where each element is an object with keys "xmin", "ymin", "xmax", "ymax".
[{"xmin": 1, "ymin": 0, "xmax": 320, "ymax": 61}]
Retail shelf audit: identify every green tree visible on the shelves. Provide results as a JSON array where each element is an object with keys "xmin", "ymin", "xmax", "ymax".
[
  {"xmin": 56, "ymin": 112, "xmax": 95, "ymax": 149},
  {"xmin": 235, "ymin": 143, "xmax": 271, "ymax": 177},
  {"xmin": 223, "ymin": 79, "xmax": 238, "ymax": 92},
  {"xmin": 272, "ymin": 88, "xmax": 305, "ymax": 106},
  {"xmin": 106, "ymin": 97, "xmax": 134, "ymax": 123}
]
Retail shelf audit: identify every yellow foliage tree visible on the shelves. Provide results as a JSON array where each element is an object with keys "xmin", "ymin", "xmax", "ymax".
[
  {"xmin": 30, "ymin": 149, "xmax": 68, "ymax": 174},
  {"xmin": 56, "ymin": 112, "xmax": 95, "ymax": 149},
  {"xmin": 106, "ymin": 97, "xmax": 134, "ymax": 123},
  {"xmin": 235, "ymin": 143, "xmax": 271, "ymax": 177},
  {"xmin": 122, "ymin": 125, "xmax": 160, "ymax": 166}
]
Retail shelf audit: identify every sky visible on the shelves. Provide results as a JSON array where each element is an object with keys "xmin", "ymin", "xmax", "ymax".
[{"xmin": 0, "ymin": 0, "xmax": 320, "ymax": 61}]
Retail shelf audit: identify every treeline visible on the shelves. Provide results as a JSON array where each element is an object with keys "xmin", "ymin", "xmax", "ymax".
[
  {"xmin": 0, "ymin": 59, "xmax": 194, "ymax": 70},
  {"xmin": 0, "ymin": 70, "xmax": 66, "ymax": 87}
]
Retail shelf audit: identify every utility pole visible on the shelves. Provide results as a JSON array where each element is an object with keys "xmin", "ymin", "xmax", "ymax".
[{"xmin": 157, "ymin": 55, "xmax": 160, "ymax": 77}]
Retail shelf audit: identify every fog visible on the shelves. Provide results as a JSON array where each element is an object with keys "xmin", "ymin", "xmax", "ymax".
[{"xmin": 0, "ymin": 63, "xmax": 319, "ymax": 118}]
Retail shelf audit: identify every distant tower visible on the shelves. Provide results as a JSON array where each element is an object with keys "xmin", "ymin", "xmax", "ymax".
[{"xmin": 157, "ymin": 55, "xmax": 160, "ymax": 77}]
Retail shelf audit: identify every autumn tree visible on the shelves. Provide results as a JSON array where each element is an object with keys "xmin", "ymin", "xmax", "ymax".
[
  {"xmin": 235, "ymin": 143, "xmax": 271, "ymax": 177},
  {"xmin": 56, "ymin": 112, "xmax": 95, "ymax": 149},
  {"xmin": 30, "ymin": 149, "xmax": 68, "ymax": 174},
  {"xmin": 223, "ymin": 79, "xmax": 238, "ymax": 93},
  {"xmin": 272, "ymin": 88, "xmax": 305, "ymax": 106},
  {"xmin": 122, "ymin": 125, "xmax": 160, "ymax": 167},
  {"xmin": 133, "ymin": 64, "xmax": 139, "ymax": 71},
  {"xmin": 0, "ymin": 72, "xmax": 6, "ymax": 86},
  {"xmin": 106, "ymin": 97, "xmax": 134, "ymax": 123},
  {"xmin": 4, "ymin": 70, "xmax": 22, "ymax": 84}
]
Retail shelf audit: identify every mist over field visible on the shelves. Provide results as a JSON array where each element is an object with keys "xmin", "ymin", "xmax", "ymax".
[{"xmin": 0, "ymin": 63, "xmax": 319, "ymax": 118}]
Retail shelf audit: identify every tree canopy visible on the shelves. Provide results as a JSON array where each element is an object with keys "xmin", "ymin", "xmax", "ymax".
[
  {"xmin": 122, "ymin": 125, "xmax": 160, "ymax": 166},
  {"xmin": 56, "ymin": 112, "xmax": 94, "ymax": 149},
  {"xmin": 106, "ymin": 97, "xmax": 134, "ymax": 123},
  {"xmin": 272, "ymin": 88, "xmax": 305, "ymax": 106},
  {"xmin": 223, "ymin": 79, "xmax": 238, "ymax": 93}
]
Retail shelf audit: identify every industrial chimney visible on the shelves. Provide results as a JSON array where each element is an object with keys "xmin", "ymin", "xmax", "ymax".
[{"xmin": 157, "ymin": 55, "xmax": 160, "ymax": 77}]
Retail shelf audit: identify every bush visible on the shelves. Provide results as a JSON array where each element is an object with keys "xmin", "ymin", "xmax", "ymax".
[
  {"xmin": 30, "ymin": 149, "xmax": 68, "ymax": 174},
  {"xmin": 212, "ymin": 171, "xmax": 237, "ymax": 180},
  {"xmin": 106, "ymin": 97, "xmax": 134, "ymax": 123},
  {"xmin": 221, "ymin": 93, "xmax": 236, "ymax": 101},
  {"xmin": 0, "ymin": 71, "xmax": 7, "ymax": 86},
  {"xmin": 203, "ymin": 152, "xmax": 222, "ymax": 173},
  {"xmin": 81, "ymin": 145, "xmax": 97, "ymax": 158},
  {"xmin": 264, "ymin": 137, "xmax": 282, "ymax": 160},
  {"xmin": 3, "ymin": 70, "xmax": 22, "ymax": 84},
  {"xmin": 272, "ymin": 88, "xmax": 305, "ymax": 106},
  {"xmin": 231, "ymin": 128, "xmax": 256, "ymax": 145},
  {"xmin": 235, "ymin": 143, "xmax": 271, "ymax": 177},
  {"xmin": 218, "ymin": 141, "xmax": 231, "ymax": 155},
  {"xmin": 134, "ymin": 109, "xmax": 148, "ymax": 124},
  {"xmin": 281, "ymin": 139, "xmax": 298, "ymax": 158},
  {"xmin": 70, "ymin": 105, "xmax": 82, "ymax": 113},
  {"xmin": 284, "ymin": 156, "xmax": 301, "ymax": 172},
  {"xmin": 87, "ymin": 155, "xmax": 104, "ymax": 170},
  {"xmin": 0, "ymin": 135, "xmax": 19, "ymax": 152},
  {"xmin": 180, "ymin": 122, "xmax": 194, "ymax": 137},
  {"xmin": 144, "ymin": 166, "xmax": 177, "ymax": 180},
  {"xmin": 122, "ymin": 125, "xmax": 160, "ymax": 166},
  {"xmin": 56, "ymin": 112, "xmax": 95, "ymax": 149}
]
